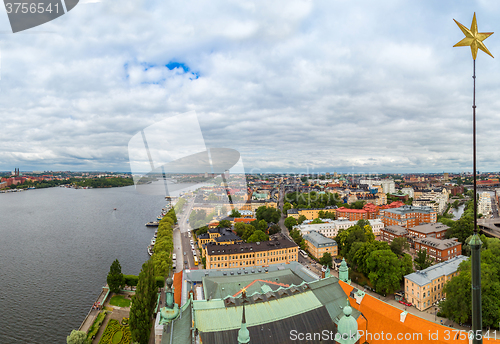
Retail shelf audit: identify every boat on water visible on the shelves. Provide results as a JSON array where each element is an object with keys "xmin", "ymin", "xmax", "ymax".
[
  {"xmin": 145, "ymin": 221, "xmax": 160, "ymax": 227},
  {"xmin": 147, "ymin": 245, "xmax": 154, "ymax": 256}
]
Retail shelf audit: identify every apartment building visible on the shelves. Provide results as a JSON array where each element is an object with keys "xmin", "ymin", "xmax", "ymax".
[
  {"xmin": 295, "ymin": 219, "xmax": 384, "ymax": 238},
  {"xmin": 380, "ymin": 225, "xmax": 408, "ymax": 242},
  {"xmin": 413, "ymin": 237, "xmax": 462, "ymax": 262},
  {"xmin": 404, "ymin": 255, "xmax": 468, "ymax": 311},
  {"xmin": 205, "ymin": 238, "xmax": 298, "ymax": 270},
  {"xmin": 382, "ymin": 205, "xmax": 437, "ymax": 229},
  {"xmin": 287, "ymin": 207, "xmax": 336, "ymax": 220},
  {"xmin": 478, "ymin": 192, "xmax": 492, "ymax": 217},
  {"xmin": 407, "ymin": 223, "xmax": 449, "ymax": 239},
  {"xmin": 303, "ymin": 231, "xmax": 338, "ymax": 259}
]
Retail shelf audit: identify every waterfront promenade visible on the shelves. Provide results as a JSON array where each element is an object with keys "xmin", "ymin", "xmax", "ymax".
[{"xmin": 79, "ymin": 287, "xmax": 109, "ymax": 333}]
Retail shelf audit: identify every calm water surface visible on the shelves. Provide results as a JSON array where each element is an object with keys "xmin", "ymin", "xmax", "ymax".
[{"xmin": 0, "ymin": 184, "xmax": 176, "ymax": 344}]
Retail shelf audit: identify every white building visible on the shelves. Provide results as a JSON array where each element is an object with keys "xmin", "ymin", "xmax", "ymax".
[
  {"xmin": 478, "ymin": 192, "xmax": 492, "ymax": 217},
  {"xmin": 401, "ymin": 187, "xmax": 414, "ymax": 199},
  {"xmin": 294, "ymin": 219, "xmax": 384, "ymax": 238},
  {"xmin": 360, "ymin": 179, "xmax": 396, "ymax": 194}
]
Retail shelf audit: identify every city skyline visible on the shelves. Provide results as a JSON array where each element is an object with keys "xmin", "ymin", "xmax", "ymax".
[{"xmin": 1, "ymin": 1, "xmax": 499, "ymax": 173}]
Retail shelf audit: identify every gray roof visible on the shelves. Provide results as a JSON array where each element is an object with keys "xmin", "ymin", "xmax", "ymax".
[
  {"xmin": 287, "ymin": 209, "xmax": 299, "ymax": 214},
  {"xmin": 206, "ymin": 238, "xmax": 297, "ymax": 256},
  {"xmin": 404, "ymin": 255, "xmax": 468, "ymax": 286},
  {"xmin": 384, "ymin": 205, "xmax": 435, "ymax": 215},
  {"xmin": 413, "ymin": 236, "xmax": 460, "ymax": 250},
  {"xmin": 199, "ymin": 306, "xmax": 336, "ymax": 344},
  {"xmin": 184, "ymin": 261, "xmax": 318, "ymax": 285},
  {"xmin": 382, "ymin": 225, "xmax": 408, "ymax": 236},
  {"xmin": 303, "ymin": 231, "xmax": 337, "ymax": 248},
  {"xmin": 409, "ymin": 223, "xmax": 449, "ymax": 234}
]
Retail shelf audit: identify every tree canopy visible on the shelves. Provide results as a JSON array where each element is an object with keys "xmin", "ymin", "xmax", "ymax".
[
  {"xmin": 440, "ymin": 237, "xmax": 500, "ymax": 328},
  {"xmin": 107, "ymin": 259, "xmax": 124, "ymax": 294},
  {"xmin": 230, "ymin": 209, "xmax": 242, "ymax": 218},
  {"xmin": 247, "ymin": 230, "xmax": 269, "ymax": 243},
  {"xmin": 284, "ymin": 216, "xmax": 298, "ymax": 230},
  {"xmin": 319, "ymin": 252, "xmax": 333, "ymax": 268},
  {"xmin": 255, "ymin": 206, "xmax": 281, "ymax": 223},
  {"xmin": 67, "ymin": 330, "xmax": 88, "ymax": 344},
  {"xmin": 129, "ymin": 259, "xmax": 157, "ymax": 344}
]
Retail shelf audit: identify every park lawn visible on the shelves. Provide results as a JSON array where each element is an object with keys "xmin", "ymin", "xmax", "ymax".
[{"xmin": 109, "ymin": 295, "xmax": 131, "ymax": 308}]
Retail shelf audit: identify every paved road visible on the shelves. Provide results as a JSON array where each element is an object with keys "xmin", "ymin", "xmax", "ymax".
[
  {"xmin": 277, "ymin": 184, "xmax": 290, "ymax": 237},
  {"xmin": 167, "ymin": 196, "xmax": 199, "ymax": 271}
]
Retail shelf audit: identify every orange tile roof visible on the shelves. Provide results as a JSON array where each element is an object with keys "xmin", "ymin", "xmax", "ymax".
[
  {"xmin": 337, "ymin": 207, "xmax": 367, "ymax": 214},
  {"xmin": 173, "ymin": 271, "xmax": 183, "ymax": 306},
  {"xmin": 338, "ymin": 280, "xmax": 500, "ymax": 343},
  {"xmin": 234, "ymin": 218, "xmax": 257, "ymax": 223}
]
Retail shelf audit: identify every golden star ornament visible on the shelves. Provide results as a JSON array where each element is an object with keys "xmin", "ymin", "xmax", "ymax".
[{"xmin": 454, "ymin": 12, "xmax": 494, "ymax": 60}]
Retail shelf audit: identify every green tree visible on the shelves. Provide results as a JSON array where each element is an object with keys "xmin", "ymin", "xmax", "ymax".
[
  {"xmin": 234, "ymin": 222, "xmax": 246, "ymax": 237},
  {"xmin": 284, "ymin": 216, "xmax": 298, "ymax": 230},
  {"xmin": 282, "ymin": 202, "xmax": 292, "ymax": 215},
  {"xmin": 242, "ymin": 225, "xmax": 256, "ymax": 241},
  {"xmin": 268, "ymin": 224, "xmax": 281, "ymax": 235},
  {"xmin": 107, "ymin": 259, "xmax": 124, "ymax": 294},
  {"xmin": 247, "ymin": 230, "xmax": 269, "ymax": 243},
  {"xmin": 289, "ymin": 229, "xmax": 304, "ymax": 246},
  {"xmin": 130, "ymin": 260, "xmax": 157, "ymax": 344},
  {"xmin": 297, "ymin": 215, "xmax": 307, "ymax": 224},
  {"xmin": 351, "ymin": 241, "xmax": 391, "ymax": 275},
  {"xmin": 218, "ymin": 220, "xmax": 231, "ymax": 228},
  {"xmin": 441, "ymin": 238, "xmax": 500, "ymax": 328},
  {"xmin": 342, "ymin": 226, "xmax": 368, "ymax": 256},
  {"xmin": 414, "ymin": 249, "xmax": 433, "ymax": 270},
  {"xmin": 319, "ymin": 252, "xmax": 333, "ymax": 268},
  {"xmin": 390, "ymin": 237, "xmax": 409, "ymax": 256},
  {"xmin": 67, "ymin": 330, "xmax": 88, "ymax": 344},
  {"xmin": 255, "ymin": 206, "xmax": 281, "ymax": 223},
  {"xmin": 195, "ymin": 226, "xmax": 208, "ymax": 236},
  {"xmin": 367, "ymin": 250, "xmax": 406, "ymax": 294},
  {"xmin": 311, "ymin": 218, "xmax": 324, "ymax": 224},
  {"xmin": 230, "ymin": 209, "xmax": 241, "ymax": 218}
]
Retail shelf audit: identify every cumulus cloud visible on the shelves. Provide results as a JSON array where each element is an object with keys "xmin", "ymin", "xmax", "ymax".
[{"xmin": 0, "ymin": 0, "xmax": 498, "ymax": 173}]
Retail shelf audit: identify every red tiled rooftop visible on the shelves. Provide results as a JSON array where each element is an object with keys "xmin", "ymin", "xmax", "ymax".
[
  {"xmin": 336, "ymin": 207, "xmax": 367, "ymax": 213},
  {"xmin": 338, "ymin": 280, "xmax": 500, "ymax": 344}
]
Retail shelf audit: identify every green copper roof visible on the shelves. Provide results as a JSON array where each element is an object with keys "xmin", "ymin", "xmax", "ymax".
[
  {"xmin": 194, "ymin": 290, "xmax": 323, "ymax": 332},
  {"xmin": 467, "ymin": 233, "xmax": 483, "ymax": 247}
]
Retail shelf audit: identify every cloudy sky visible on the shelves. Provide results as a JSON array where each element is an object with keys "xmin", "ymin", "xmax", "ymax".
[{"xmin": 0, "ymin": 0, "xmax": 499, "ymax": 174}]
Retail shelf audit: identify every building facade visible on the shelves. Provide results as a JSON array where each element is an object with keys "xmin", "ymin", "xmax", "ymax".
[
  {"xmin": 382, "ymin": 205, "xmax": 437, "ymax": 229},
  {"xmin": 205, "ymin": 238, "xmax": 298, "ymax": 270},
  {"xmin": 295, "ymin": 219, "xmax": 384, "ymax": 238},
  {"xmin": 303, "ymin": 231, "xmax": 338, "ymax": 259},
  {"xmin": 404, "ymin": 255, "xmax": 467, "ymax": 311}
]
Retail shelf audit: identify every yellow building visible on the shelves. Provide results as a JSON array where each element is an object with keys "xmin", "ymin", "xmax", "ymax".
[
  {"xmin": 205, "ymin": 238, "xmax": 298, "ymax": 269},
  {"xmin": 303, "ymin": 231, "xmax": 338, "ymax": 259},
  {"xmin": 197, "ymin": 227, "xmax": 243, "ymax": 257},
  {"xmin": 404, "ymin": 255, "xmax": 467, "ymax": 311},
  {"xmin": 286, "ymin": 208, "xmax": 336, "ymax": 220}
]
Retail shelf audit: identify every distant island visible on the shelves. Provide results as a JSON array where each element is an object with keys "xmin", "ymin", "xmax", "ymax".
[{"xmin": 0, "ymin": 171, "xmax": 134, "ymax": 190}]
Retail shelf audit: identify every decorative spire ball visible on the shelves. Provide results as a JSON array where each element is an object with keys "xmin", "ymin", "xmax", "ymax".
[{"xmin": 453, "ymin": 12, "xmax": 493, "ymax": 60}]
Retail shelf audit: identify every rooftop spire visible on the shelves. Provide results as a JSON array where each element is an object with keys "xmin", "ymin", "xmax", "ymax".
[{"xmin": 237, "ymin": 300, "xmax": 250, "ymax": 343}]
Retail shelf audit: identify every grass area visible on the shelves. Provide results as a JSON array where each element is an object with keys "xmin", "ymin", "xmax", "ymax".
[
  {"xmin": 87, "ymin": 311, "xmax": 107, "ymax": 341},
  {"xmin": 109, "ymin": 295, "xmax": 131, "ymax": 308},
  {"xmin": 98, "ymin": 319, "xmax": 131, "ymax": 344}
]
